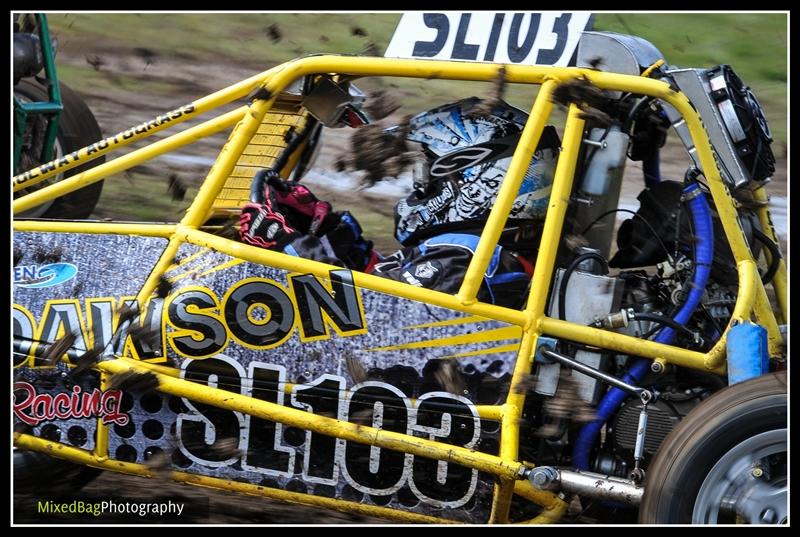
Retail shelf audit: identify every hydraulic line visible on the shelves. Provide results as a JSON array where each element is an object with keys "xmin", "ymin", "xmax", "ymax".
[{"xmin": 572, "ymin": 180, "xmax": 714, "ymax": 470}]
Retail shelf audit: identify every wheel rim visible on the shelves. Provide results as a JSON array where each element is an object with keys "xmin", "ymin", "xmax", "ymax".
[{"xmin": 693, "ymin": 428, "xmax": 787, "ymax": 524}]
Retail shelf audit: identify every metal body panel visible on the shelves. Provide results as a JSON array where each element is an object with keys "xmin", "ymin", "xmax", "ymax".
[
  {"xmin": 538, "ymin": 269, "xmax": 622, "ymax": 402},
  {"xmin": 13, "ymin": 232, "xmax": 519, "ymax": 523}
]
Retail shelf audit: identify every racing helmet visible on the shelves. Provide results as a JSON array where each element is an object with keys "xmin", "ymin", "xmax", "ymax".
[{"xmin": 392, "ymin": 97, "xmax": 560, "ymax": 246}]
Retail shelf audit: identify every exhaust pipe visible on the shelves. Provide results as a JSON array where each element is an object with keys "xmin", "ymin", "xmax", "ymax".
[{"xmin": 527, "ymin": 467, "xmax": 644, "ymax": 506}]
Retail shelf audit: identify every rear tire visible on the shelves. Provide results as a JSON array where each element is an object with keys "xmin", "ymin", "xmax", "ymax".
[
  {"xmin": 639, "ymin": 371, "xmax": 786, "ymax": 524},
  {"xmin": 15, "ymin": 79, "xmax": 105, "ymax": 219}
]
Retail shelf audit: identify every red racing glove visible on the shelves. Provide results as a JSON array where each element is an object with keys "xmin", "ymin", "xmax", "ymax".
[
  {"xmin": 240, "ymin": 169, "xmax": 377, "ymax": 271},
  {"xmin": 239, "ymin": 195, "xmax": 301, "ymax": 251},
  {"xmin": 265, "ymin": 173, "xmax": 333, "ymax": 236}
]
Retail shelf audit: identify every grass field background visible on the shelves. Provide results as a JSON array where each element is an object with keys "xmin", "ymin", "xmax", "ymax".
[{"xmin": 48, "ymin": 12, "xmax": 787, "ymax": 148}]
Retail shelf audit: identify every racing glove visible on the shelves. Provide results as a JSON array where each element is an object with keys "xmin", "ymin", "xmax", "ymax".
[
  {"xmin": 263, "ymin": 172, "xmax": 333, "ymax": 236},
  {"xmin": 239, "ymin": 195, "xmax": 301, "ymax": 251},
  {"xmin": 241, "ymin": 169, "xmax": 378, "ymax": 271}
]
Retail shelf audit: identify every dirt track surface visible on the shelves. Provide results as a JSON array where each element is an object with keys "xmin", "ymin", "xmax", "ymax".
[{"xmin": 14, "ymin": 32, "xmax": 787, "ymax": 526}]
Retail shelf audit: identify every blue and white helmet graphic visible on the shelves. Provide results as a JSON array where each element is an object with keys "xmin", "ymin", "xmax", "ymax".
[{"xmin": 392, "ymin": 97, "xmax": 560, "ymax": 246}]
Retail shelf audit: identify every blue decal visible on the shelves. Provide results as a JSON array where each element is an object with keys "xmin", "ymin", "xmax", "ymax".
[{"xmin": 13, "ymin": 263, "xmax": 78, "ymax": 289}]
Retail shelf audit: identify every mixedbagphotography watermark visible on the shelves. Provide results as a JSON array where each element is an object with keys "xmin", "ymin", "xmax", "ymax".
[{"xmin": 35, "ymin": 499, "xmax": 185, "ymax": 518}]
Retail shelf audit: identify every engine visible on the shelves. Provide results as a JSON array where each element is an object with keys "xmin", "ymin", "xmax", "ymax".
[{"xmin": 521, "ymin": 176, "xmax": 768, "ymax": 481}]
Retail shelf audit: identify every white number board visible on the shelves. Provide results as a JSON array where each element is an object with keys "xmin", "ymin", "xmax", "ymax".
[{"xmin": 385, "ymin": 12, "xmax": 593, "ymax": 67}]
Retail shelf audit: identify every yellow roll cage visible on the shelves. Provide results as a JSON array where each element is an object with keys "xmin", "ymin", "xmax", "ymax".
[{"xmin": 12, "ymin": 55, "xmax": 786, "ymax": 524}]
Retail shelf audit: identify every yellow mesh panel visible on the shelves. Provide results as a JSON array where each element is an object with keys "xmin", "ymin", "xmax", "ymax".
[{"xmin": 209, "ymin": 100, "xmax": 310, "ymax": 218}]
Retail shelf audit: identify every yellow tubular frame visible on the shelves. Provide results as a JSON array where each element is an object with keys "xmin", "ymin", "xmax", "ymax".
[
  {"xmin": 751, "ymin": 186, "xmax": 788, "ymax": 325},
  {"xmin": 12, "ymin": 56, "xmax": 786, "ymax": 524}
]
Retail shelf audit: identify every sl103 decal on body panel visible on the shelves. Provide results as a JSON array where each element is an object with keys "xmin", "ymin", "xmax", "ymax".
[{"xmin": 13, "ymin": 232, "xmax": 521, "ymax": 522}]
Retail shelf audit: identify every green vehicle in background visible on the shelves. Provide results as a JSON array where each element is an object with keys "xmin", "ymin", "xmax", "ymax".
[{"xmin": 13, "ymin": 13, "xmax": 105, "ymax": 219}]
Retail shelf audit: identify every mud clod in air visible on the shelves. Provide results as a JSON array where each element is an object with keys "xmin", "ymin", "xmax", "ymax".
[
  {"xmin": 39, "ymin": 331, "xmax": 77, "ymax": 367},
  {"xmin": 109, "ymin": 371, "xmax": 160, "ymax": 395},
  {"xmin": 552, "ymin": 77, "xmax": 613, "ymax": 129},
  {"xmin": 215, "ymin": 218, "xmax": 240, "ymax": 240},
  {"xmin": 155, "ymin": 275, "xmax": 173, "ymax": 299},
  {"xmin": 345, "ymin": 354, "xmax": 368, "ymax": 384},
  {"xmin": 145, "ymin": 449, "xmax": 172, "ymax": 475},
  {"xmin": 360, "ymin": 41, "xmax": 381, "ymax": 57},
  {"xmin": 133, "ymin": 47, "xmax": 157, "ymax": 70},
  {"xmin": 345, "ymin": 116, "xmax": 418, "ymax": 188},
  {"xmin": 536, "ymin": 370, "xmax": 597, "ymax": 437},
  {"xmin": 364, "ymin": 89, "xmax": 401, "ymax": 121},
  {"xmin": 34, "ymin": 245, "xmax": 63, "ymax": 264},
  {"xmin": 434, "ymin": 361, "xmax": 467, "ymax": 395},
  {"xmin": 564, "ymin": 234, "xmax": 590, "ymax": 252},
  {"xmin": 85, "ymin": 54, "xmax": 104, "ymax": 71},
  {"xmin": 511, "ymin": 373, "xmax": 539, "ymax": 394},
  {"xmin": 578, "ymin": 107, "xmax": 614, "ymax": 128},
  {"xmin": 585, "ymin": 56, "xmax": 604, "ymax": 70},
  {"xmin": 552, "ymin": 77, "xmax": 608, "ymax": 110},
  {"xmin": 67, "ymin": 347, "xmax": 104, "ymax": 381},
  {"xmin": 265, "ymin": 23, "xmax": 283, "ymax": 43},
  {"xmin": 71, "ymin": 282, "xmax": 83, "ymax": 297},
  {"xmin": 116, "ymin": 303, "xmax": 140, "ymax": 326},
  {"xmin": 212, "ymin": 437, "xmax": 243, "ymax": 459},
  {"xmin": 167, "ymin": 174, "xmax": 187, "ymax": 201},
  {"xmin": 466, "ymin": 66, "xmax": 507, "ymax": 118}
]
